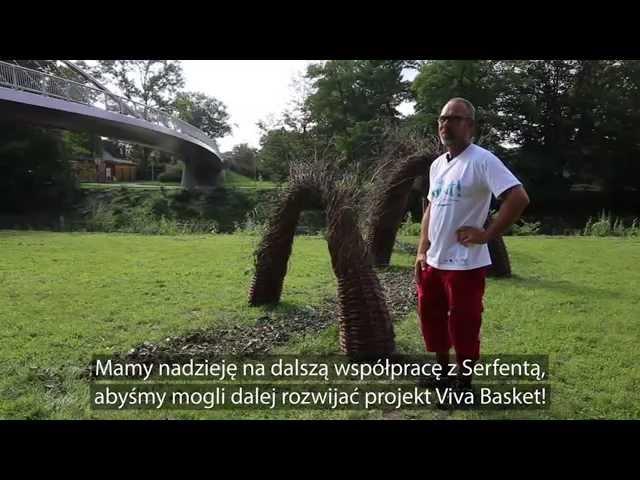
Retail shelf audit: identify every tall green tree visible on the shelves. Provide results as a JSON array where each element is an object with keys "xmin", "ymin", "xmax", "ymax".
[
  {"xmin": 61, "ymin": 131, "xmax": 93, "ymax": 158},
  {"xmin": 0, "ymin": 125, "xmax": 77, "ymax": 213},
  {"xmin": 226, "ymin": 143, "xmax": 258, "ymax": 178},
  {"xmin": 410, "ymin": 60, "xmax": 505, "ymax": 151},
  {"xmin": 256, "ymin": 127, "xmax": 306, "ymax": 182},
  {"xmin": 497, "ymin": 60, "xmax": 579, "ymax": 191},
  {"xmin": 94, "ymin": 60, "xmax": 184, "ymax": 110},
  {"xmin": 564, "ymin": 60, "xmax": 640, "ymax": 194},
  {"xmin": 304, "ymin": 60, "xmax": 412, "ymax": 169},
  {"xmin": 93, "ymin": 60, "xmax": 185, "ymax": 179},
  {"xmin": 173, "ymin": 91, "xmax": 232, "ymax": 139}
]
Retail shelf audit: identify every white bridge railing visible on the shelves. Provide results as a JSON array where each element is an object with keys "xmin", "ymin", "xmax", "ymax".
[{"xmin": 0, "ymin": 60, "xmax": 219, "ymax": 153}]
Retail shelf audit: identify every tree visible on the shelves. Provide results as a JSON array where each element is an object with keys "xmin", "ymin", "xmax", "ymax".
[
  {"xmin": 173, "ymin": 91, "xmax": 232, "ymax": 139},
  {"xmin": 226, "ymin": 143, "xmax": 258, "ymax": 178},
  {"xmin": 282, "ymin": 70, "xmax": 314, "ymax": 133},
  {"xmin": 94, "ymin": 60, "xmax": 184, "ymax": 110},
  {"xmin": 0, "ymin": 125, "xmax": 77, "ymax": 213},
  {"xmin": 256, "ymin": 128, "xmax": 305, "ymax": 182},
  {"xmin": 93, "ymin": 60, "xmax": 185, "ymax": 179},
  {"xmin": 563, "ymin": 60, "xmax": 640, "ymax": 196},
  {"xmin": 255, "ymin": 109, "xmax": 334, "ymax": 183},
  {"xmin": 598, "ymin": 60, "xmax": 640, "ymax": 194},
  {"xmin": 497, "ymin": 60, "xmax": 579, "ymax": 192},
  {"xmin": 410, "ymin": 60, "xmax": 505, "ymax": 151},
  {"xmin": 304, "ymin": 60, "xmax": 412, "ymax": 170},
  {"xmin": 62, "ymin": 131, "xmax": 92, "ymax": 158}
]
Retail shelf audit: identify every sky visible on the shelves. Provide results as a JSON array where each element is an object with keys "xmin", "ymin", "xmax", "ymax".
[
  {"xmin": 181, "ymin": 60, "xmax": 418, "ymax": 152},
  {"xmin": 182, "ymin": 60, "xmax": 316, "ymax": 152}
]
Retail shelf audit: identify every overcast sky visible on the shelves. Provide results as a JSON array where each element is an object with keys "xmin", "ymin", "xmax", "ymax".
[
  {"xmin": 182, "ymin": 60, "xmax": 316, "ymax": 152},
  {"xmin": 181, "ymin": 60, "xmax": 418, "ymax": 152}
]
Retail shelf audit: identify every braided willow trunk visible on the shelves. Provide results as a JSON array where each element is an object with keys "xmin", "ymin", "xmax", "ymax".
[
  {"xmin": 365, "ymin": 154, "xmax": 434, "ymax": 266},
  {"xmin": 248, "ymin": 163, "xmax": 395, "ymax": 357},
  {"xmin": 247, "ymin": 185, "xmax": 321, "ymax": 305},
  {"xmin": 484, "ymin": 216, "xmax": 512, "ymax": 278}
]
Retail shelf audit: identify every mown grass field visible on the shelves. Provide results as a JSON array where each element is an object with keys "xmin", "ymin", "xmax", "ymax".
[
  {"xmin": 79, "ymin": 171, "xmax": 278, "ymax": 191},
  {"xmin": 1, "ymin": 231, "xmax": 639, "ymax": 419},
  {"xmin": 80, "ymin": 181, "xmax": 182, "ymax": 190},
  {"xmin": 223, "ymin": 171, "xmax": 279, "ymax": 190}
]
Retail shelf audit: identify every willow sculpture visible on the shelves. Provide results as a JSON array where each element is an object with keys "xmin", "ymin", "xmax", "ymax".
[
  {"xmin": 248, "ymin": 161, "xmax": 395, "ymax": 357},
  {"xmin": 484, "ymin": 216, "xmax": 512, "ymax": 277},
  {"xmin": 364, "ymin": 153, "xmax": 435, "ymax": 266}
]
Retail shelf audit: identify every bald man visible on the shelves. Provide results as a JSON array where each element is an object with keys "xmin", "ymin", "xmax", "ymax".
[{"xmin": 415, "ymin": 98, "xmax": 530, "ymax": 393}]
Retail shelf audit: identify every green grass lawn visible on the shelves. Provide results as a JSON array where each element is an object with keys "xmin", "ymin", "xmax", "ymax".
[
  {"xmin": 1, "ymin": 232, "xmax": 639, "ymax": 419},
  {"xmin": 223, "ymin": 171, "xmax": 279, "ymax": 190},
  {"xmin": 80, "ymin": 181, "xmax": 182, "ymax": 190},
  {"xmin": 80, "ymin": 172, "xmax": 278, "ymax": 192}
]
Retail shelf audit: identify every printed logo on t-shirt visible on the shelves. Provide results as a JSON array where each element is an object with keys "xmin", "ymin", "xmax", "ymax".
[
  {"xmin": 432, "ymin": 179, "xmax": 462, "ymax": 206},
  {"xmin": 447, "ymin": 256, "xmax": 469, "ymax": 265}
]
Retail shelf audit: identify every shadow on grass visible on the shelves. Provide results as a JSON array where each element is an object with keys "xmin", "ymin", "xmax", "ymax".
[{"xmin": 493, "ymin": 273, "xmax": 627, "ymax": 300}]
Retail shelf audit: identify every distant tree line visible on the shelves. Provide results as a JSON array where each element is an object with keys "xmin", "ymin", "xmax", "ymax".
[
  {"xmin": 3, "ymin": 60, "xmax": 640, "ymax": 217},
  {"xmin": 254, "ymin": 60, "xmax": 640, "ymax": 215}
]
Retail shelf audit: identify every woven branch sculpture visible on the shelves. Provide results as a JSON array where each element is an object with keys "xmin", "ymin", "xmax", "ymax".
[
  {"xmin": 248, "ymin": 161, "xmax": 395, "ymax": 357},
  {"xmin": 484, "ymin": 216, "xmax": 512, "ymax": 277},
  {"xmin": 365, "ymin": 153, "xmax": 434, "ymax": 266}
]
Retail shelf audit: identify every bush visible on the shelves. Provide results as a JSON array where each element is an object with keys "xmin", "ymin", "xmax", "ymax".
[
  {"xmin": 583, "ymin": 210, "xmax": 640, "ymax": 237},
  {"xmin": 510, "ymin": 218, "xmax": 542, "ymax": 236},
  {"xmin": 177, "ymin": 220, "xmax": 219, "ymax": 234},
  {"xmin": 171, "ymin": 188, "xmax": 196, "ymax": 203},
  {"xmin": 146, "ymin": 197, "xmax": 171, "ymax": 218},
  {"xmin": 233, "ymin": 208, "xmax": 266, "ymax": 236},
  {"xmin": 158, "ymin": 164, "xmax": 183, "ymax": 183},
  {"xmin": 85, "ymin": 203, "xmax": 117, "ymax": 232},
  {"xmin": 584, "ymin": 211, "xmax": 613, "ymax": 237},
  {"xmin": 82, "ymin": 190, "xmax": 219, "ymax": 235},
  {"xmin": 298, "ymin": 210, "xmax": 326, "ymax": 235},
  {"xmin": 398, "ymin": 216, "xmax": 422, "ymax": 236}
]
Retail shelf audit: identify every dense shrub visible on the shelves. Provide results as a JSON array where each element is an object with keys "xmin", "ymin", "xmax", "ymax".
[
  {"xmin": 583, "ymin": 211, "xmax": 640, "ymax": 237},
  {"xmin": 158, "ymin": 164, "xmax": 183, "ymax": 183}
]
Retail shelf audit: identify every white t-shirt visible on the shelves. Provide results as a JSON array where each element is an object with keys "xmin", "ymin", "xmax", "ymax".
[{"xmin": 426, "ymin": 143, "xmax": 522, "ymax": 270}]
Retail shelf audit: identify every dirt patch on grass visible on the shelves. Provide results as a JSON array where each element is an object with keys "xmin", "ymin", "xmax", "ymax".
[{"xmin": 121, "ymin": 266, "xmax": 417, "ymax": 362}]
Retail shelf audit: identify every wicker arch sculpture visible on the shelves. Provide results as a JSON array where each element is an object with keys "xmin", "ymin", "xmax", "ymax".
[
  {"xmin": 365, "ymin": 153, "xmax": 434, "ymax": 266},
  {"xmin": 365, "ymin": 153, "xmax": 512, "ymax": 276},
  {"xmin": 248, "ymin": 163, "xmax": 395, "ymax": 357},
  {"xmin": 485, "ymin": 216, "xmax": 512, "ymax": 278}
]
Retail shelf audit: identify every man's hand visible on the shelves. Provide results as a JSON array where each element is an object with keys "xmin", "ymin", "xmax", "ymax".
[
  {"xmin": 415, "ymin": 253, "xmax": 427, "ymax": 284},
  {"xmin": 456, "ymin": 226, "xmax": 490, "ymax": 247}
]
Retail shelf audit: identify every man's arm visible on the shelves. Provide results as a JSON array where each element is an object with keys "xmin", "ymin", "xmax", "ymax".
[
  {"xmin": 415, "ymin": 202, "xmax": 431, "ymax": 281},
  {"xmin": 457, "ymin": 185, "xmax": 530, "ymax": 246}
]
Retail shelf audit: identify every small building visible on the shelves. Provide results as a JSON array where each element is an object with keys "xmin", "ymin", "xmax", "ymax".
[
  {"xmin": 72, "ymin": 151, "xmax": 137, "ymax": 183},
  {"xmin": 97, "ymin": 150, "xmax": 137, "ymax": 182}
]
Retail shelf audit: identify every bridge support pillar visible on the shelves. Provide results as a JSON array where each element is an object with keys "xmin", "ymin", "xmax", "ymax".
[{"xmin": 181, "ymin": 156, "xmax": 224, "ymax": 191}]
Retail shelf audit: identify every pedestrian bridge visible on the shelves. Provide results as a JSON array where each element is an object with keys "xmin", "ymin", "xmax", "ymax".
[{"xmin": 0, "ymin": 60, "xmax": 224, "ymax": 189}]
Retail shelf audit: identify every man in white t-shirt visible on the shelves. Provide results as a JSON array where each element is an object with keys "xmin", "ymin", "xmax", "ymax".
[{"xmin": 415, "ymin": 98, "xmax": 530, "ymax": 392}]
